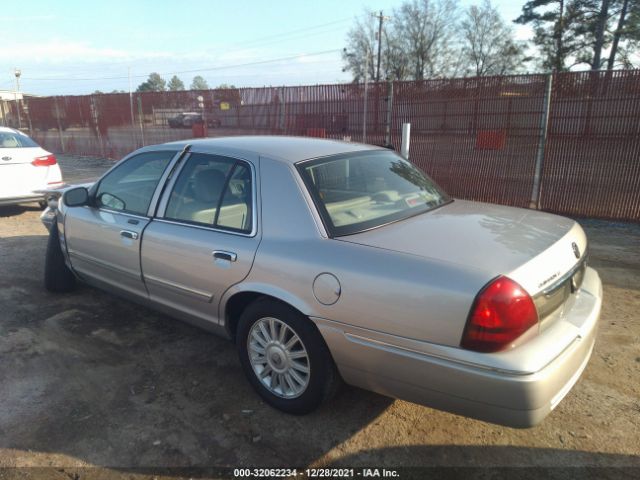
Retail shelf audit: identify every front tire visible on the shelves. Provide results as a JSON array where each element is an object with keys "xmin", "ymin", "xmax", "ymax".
[
  {"xmin": 237, "ymin": 298, "xmax": 341, "ymax": 414},
  {"xmin": 44, "ymin": 223, "xmax": 76, "ymax": 293}
]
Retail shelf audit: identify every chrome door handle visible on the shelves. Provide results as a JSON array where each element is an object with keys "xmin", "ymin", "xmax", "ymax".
[
  {"xmin": 120, "ymin": 230, "xmax": 139, "ymax": 240},
  {"xmin": 212, "ymin": 250, "xmax": 237, "ymax": 262}
]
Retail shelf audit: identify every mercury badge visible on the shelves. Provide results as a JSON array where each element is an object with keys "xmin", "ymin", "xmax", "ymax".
[{"xmin": 572, "ymin": 242, "xmax": 581, "ymax": 259}]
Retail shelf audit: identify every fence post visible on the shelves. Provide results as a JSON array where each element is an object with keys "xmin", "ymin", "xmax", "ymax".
[
  {"xmin": 530, "ymin": 73, "xmax": 553, "ymax": 210},
  {"xmin": 401, "ymin": 122, "xmax": 411, "ymax": 159},
  {"xmin": 90, "ymin": 96, "xmax": 105, "ymax": 157},
  {"xmin": 362, "ymin": 54, "xmax": 369, "ymax": 143},
  {"xmin": 384, "ymin": 80, "xmax": 394, "ymax": 148},
  {"xmin": 137, "ymin": 96, "xmax": 145, "ymax": 146},
  {"xmin": 54, "ymin": 97, "xmax": 65, "ymax": 153},
  {"xmin": 128, "ymin": 67, "xmax": 137, "ymax": 147}
]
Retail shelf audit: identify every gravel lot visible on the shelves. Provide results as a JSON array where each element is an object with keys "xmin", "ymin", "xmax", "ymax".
[{"xmin": 0, "ymin": 156, "xmax": 638, "ymax": 479}]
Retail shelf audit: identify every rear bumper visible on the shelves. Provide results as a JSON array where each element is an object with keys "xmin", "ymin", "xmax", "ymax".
[
  {"xmin": 315, "ymin": 267, "xmax": 602, "ymax": 428},
  {"xmin": 0, "ymin": 194, "xmax": 44, "ymax": 206}
]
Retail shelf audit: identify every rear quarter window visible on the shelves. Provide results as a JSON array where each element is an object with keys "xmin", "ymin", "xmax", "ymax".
[{"xmin": 0, "ymin": 131, "xmax": 39, "ymax": 148}]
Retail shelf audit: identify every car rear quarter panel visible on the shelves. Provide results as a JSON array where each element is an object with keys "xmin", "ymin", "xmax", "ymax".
[{"xmin": 224, "ymin": 156, "xmax": 490, "ymax": 347}]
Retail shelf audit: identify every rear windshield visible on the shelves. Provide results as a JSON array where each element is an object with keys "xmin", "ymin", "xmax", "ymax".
[
  {"xmin": 298, "ymin": 150, "xmax": 450, "ymax": 236},
  {"xmin": 0, "ymin": 131, "xmax": 39, "ymax": 148}
]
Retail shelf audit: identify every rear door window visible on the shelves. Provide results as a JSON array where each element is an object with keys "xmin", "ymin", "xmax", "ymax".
[{"xmin": 164, "ymin": 153, "xmax": 253, "ymax": 233}]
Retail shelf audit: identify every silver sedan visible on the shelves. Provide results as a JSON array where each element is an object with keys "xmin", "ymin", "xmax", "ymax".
[{"xmin": 41, "ymin": 136, "xmax": 602, "ymax": 427}]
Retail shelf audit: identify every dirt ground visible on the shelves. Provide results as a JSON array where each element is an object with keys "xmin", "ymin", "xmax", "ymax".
[{"xmin": 0, "ymin": 156, "xmax": 638, "ymax": 479}]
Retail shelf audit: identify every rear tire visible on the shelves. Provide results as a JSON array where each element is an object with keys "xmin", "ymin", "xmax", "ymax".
[
  {"xmin": 44, "ymin": 223, "xmax": 76, "ymax": 293},
  {"xmin": 237, "ymin": 298, "xmax": 341, "ymax": 414}
]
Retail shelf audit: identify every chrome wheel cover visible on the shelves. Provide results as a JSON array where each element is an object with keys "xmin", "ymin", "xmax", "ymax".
[{"xmin": 247, "ymin": 317, "xmax": 311, "ymax": 399}]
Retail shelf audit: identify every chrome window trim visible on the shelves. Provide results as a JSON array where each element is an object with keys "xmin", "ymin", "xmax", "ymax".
[
  {"xmin": 154, "ymin": 218, "xmax": 256, "ymax": 238},
  {"xmin": 155, "ymin": 151, "xmax": 258, "ymax": 238},
  {"xmin": 91, "ymin": 206, "xmax": 150, "ymax": 221}
]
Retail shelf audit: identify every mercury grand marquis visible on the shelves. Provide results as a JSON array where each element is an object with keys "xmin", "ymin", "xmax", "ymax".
[{"xmin": 40, "ymin": 136, "xmax": 602, "ymax": 427}]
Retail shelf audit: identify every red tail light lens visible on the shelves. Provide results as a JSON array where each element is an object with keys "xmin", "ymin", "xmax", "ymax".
[
  {"xmin": 32, "ymin": 154, "xmax": 57, "ymax": 167},
  {"xmin": 461, "ymin": 276, "xmax": 538, "ymax": 352}
]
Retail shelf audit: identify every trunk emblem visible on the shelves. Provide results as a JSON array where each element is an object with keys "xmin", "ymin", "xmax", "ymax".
[
  {"xmin": 572, "ymin": 242, "xmax": 581, "ymax": 259},
  {"xmin": 1, "ymin": 156, "xmax": 11, "ymax": 161}
]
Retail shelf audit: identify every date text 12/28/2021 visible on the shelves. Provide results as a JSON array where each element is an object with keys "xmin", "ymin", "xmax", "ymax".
[{"xmin": 233, "ymin": 468, "xmax": 400, "ymax": 477}]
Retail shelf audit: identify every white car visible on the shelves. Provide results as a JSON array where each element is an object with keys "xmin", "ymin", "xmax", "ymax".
[{"xmin": 0, "ymin": 127, "xmax": 63, "ymax": 206}]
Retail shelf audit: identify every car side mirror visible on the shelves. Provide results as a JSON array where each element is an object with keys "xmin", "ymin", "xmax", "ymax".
[{"xmin": 63, "ymin": 187, "xmax": 89, "ymax": 207}]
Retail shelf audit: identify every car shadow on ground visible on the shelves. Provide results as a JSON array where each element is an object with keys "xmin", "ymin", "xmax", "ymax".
[
  {"xmin": 0, "ymin": 205, "xmax": 42, "ymax": 218},
  {"xmin": 2, "ymin": 447, "xmax": 638, "ymax": 479}
]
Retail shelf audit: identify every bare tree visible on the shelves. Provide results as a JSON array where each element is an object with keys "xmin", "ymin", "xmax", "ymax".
[
  {"xmin": 342, "ymin": 11, "xmax": 378, "ymax": 82},
  {"xmin": 382, "ymin": 28, "xmax": 411, "ymax": 80},
  {"xmin": 343, "ymin": 1, "xmax": 460, "ymax": 82},
  {"xmin": 393, "ymin": 0, "xmax": 460, "ymax": 79},
  {"xmin": 460, "ymin": 0, "xmax": 528, "ymax": 76}
]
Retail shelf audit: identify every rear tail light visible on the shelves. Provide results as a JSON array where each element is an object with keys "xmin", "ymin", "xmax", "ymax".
[
  {"xmin": 32, "ymin": 154, "xmax": 57, "ymax": 167},
  {"xmin": 461, "ymin": 276, "xmax": 538, "ymax": 352}
]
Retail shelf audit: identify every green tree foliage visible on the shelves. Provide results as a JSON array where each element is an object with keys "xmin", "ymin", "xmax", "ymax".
[
  {"xmin": 167, "ymin": 75, "xmax": 185, "ymax": 91},
  {"xmin": 136, "ymin": 72, "xmax": 166, "ymax": 92},
  {"xmin": 515, "ymin": 0, "xmax": 587, "ymax": 72},
  {"xmin": 606, "ymin": 0, "xmax": 640, "ymax": 68},
  {"xmin": 190, "ymin": 75, "xmax": 209, "ymax": 90}
]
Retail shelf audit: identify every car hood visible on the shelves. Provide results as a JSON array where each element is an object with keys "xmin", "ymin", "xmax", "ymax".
[{"xmin": 338, "ymin": 199, "xmax": 586, "ymax": 295}]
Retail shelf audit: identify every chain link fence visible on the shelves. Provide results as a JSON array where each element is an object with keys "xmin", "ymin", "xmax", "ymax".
[{"xmin": 2, "ymin": 69, "xmax": 639, "ymax": 221}]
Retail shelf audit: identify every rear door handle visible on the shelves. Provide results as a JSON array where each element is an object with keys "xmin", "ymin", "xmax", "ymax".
[
  {"xmin": 212, "ymin": 250, "xmax": 237, "ymax": 262},
  {"xmin": 120, "ymin": 230, "xmax": 139, "ymax": 240}
]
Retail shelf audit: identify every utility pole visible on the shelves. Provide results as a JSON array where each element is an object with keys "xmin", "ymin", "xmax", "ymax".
[
  {"xmin": 372, "ymin": 11, "xmax": 390, "ymax": 83},
  {"xmin": 128, "ymin": 67, "xmax": 137, "ymax": 146},
  {"xmin": 363, "ymin": 53, "xmax": 369, "ymax": 143},
  {"xmin": 14, "ymin": 68, "xmax": 22, "ymax": 129}
]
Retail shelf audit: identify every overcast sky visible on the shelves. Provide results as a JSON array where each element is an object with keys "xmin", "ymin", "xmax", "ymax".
[{"xmin": 1, "ymin": 0, "xmax": 531, "ymax": 95}]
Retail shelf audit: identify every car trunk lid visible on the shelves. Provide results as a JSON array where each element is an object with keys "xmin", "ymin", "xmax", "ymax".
[{"xmin": 338, "ymin": 199, "xmax": 586, "ymax": 298}]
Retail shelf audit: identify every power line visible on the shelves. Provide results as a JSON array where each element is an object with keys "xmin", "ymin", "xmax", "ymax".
[
  {"xmin": 224, "ymin": 18, "xmax": 352, "ymax": 49},
  {"xmin": 13, "ymin": 18, "xmax": 353, "ymax": 79},
  {"xmin": 20, "ymin": 49, "xmax": 342, "ymax": 83}
]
